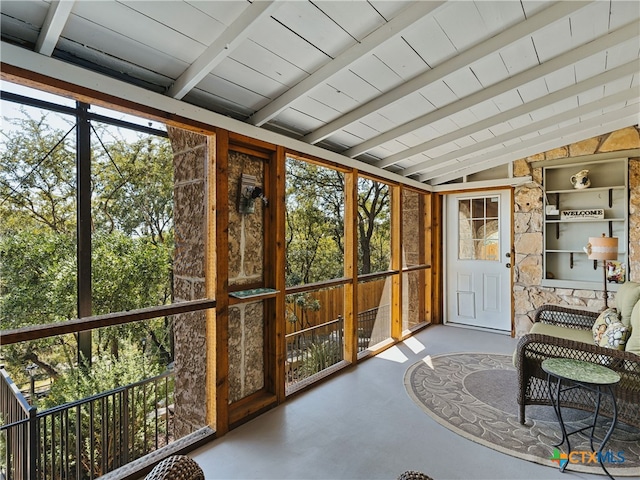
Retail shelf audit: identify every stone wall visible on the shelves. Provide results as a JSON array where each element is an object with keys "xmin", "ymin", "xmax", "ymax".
[
  {"xmin": 167, "ymin": 127, "xmax": 208, "ymax": 436},
  {"xmin": 513, "ymin": 126, "xmax": 640, "ymax": 337},
  {"xmin": 402, "ymin": 189, "xmax": 420, "ymax": 328},
  {"xmin": 227, "ymin": 149, "xmax": 265, "ymax": 403}
]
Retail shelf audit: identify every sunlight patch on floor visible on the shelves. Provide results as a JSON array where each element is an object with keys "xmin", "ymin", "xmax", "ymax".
[
  {"xmin": 421, "ymin": 355, "xmax": 435, "ymax": 369},
  {"xmin": 375, "ymin": 345, "xmax": 409, "ymax": 363},
  {"xmin": 402, "ymin": 336, "xmax": 425, "ymax": 354}
]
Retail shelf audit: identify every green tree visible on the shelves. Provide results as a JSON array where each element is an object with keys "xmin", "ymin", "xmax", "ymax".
[{"xmin": 0, "ymin": 109, "xmax": 174, "ymax": 393}]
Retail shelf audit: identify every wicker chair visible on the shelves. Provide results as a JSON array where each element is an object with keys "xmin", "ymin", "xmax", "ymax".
[
  {"xmin": 515, "ymin": 304, "xmax": 640, "ymax": 429},
  {"xmin": 397, "ymin": 471, "xmax": 434, "ymax": 480},
  {"xmin": 145, "ymin": 455, "xmax": 204, "ymax": 480}
]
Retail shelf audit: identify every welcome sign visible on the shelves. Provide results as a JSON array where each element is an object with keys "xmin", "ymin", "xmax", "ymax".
[{"xmin": 560, "ymin": 209, "xmax": 605, "ymax": 220}]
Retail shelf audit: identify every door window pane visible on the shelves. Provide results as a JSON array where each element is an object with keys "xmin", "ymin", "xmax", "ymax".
[{"xmin": 458, "ymin": 196, "xmax": 500, "ymax": 261}]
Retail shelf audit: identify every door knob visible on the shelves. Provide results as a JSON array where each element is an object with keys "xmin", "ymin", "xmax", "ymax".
[
  {"xmin": 506, "ymin": 263, "xmax": 511, "ymax": 268},
  {"xmin": 505, "ymin": 252, "xmax": 511, "ymax": 258}
]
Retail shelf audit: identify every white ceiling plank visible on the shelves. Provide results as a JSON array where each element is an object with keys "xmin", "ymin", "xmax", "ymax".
[
  {"xmin": 417, "ymin": 89, "xmax": 638, "ymax": 179},
  {"xmin": 248, "ymin": 17, "xmax": 329, "ymax": 75},
  {"xmin": 35, "ymin": 0, "xmax": 75, "ymax": 56},
  {"xmin": 441, "ymin": 68, "xmax": 484, "ymax": 99},
  {"xmin": 272, "ymin": 1, "xmax": 356, "ymax": 58},
  {"xmin": 492, "ymin": 90, "xmax": 524, "ymax": 112},
  {"xmin": 385, "ymin": 60, "xmax": 638, "ymax": 171},
  {"xmin": 343, "ymin": 22, "xmax": 638, "ymax": 158},
  {"xmin": 499, "ymin": 37, "xmax": 539, "ymax": 76},
  {"xmin": 348, "ymin": 55, "xmax": 403, "ymax": 93},
  {"xmin": 425, "ymin": 105, "xmax": 640, "ymax": 184},
  {"xmin": 517, "ymin": 77, "xmax": 549, "ymax": 103},
  {"xmin": 373, "ymin": 35, "xmax": 429, "ymax": 81},
  {"xmin": 213, "ymin": 57, "xmax": 288, "ymax": 99},
  {"xmin": 368, "ymin": 1, "xmax": 413, "ymax": 21},
  {"xmin": 475, "ymin": 0, "xmax": 526, "ymax": 33},
  {"xmin": 121, "ymin": 0, "xmax": 227, "ymax": 46},
  {"xmin": 508, "ymin": 114, "xmax": 532, "ymax": 131},
  {"xmin": 303, "ymin": 1, "xmax": 590, "ymax": 145},
  {"xmin": 376, "ymin": 92, "xmax": 435, "ymax": 125},
  {"xmin": 532, "ymin": 18, "xmax": 572, "ymax": 63},
  {"xmin": 230, "ymin": 40, "xmax": 307, "ymax": 88},
  {"xmin": 196, "ymin": 73, "xmax": 269, "ymax": 111},
  {"xmin": 401, "ymin": 15, "xmax": 457, "ymax": 68},
  {"xmin": 291, "ymin": 96, "xmax": 341, "ymax": 124},
  {"xmin": 543, "ymin": 65, "xmax": 576, "ymax": 93},
  {"xmin": 326, "ymin": 71, "xmax": 381, "ymax": 104},
  {"xmin": 167, "ymin": 1, "xmax": 280, "ymax": 100},
  {"xmin": 574, "ymin": 51, "xmax": 607, "ymax": 83},
  {"xmin": 569, "ymin": 1, "xmax": 613, "ymax": 45},
  {"xmin": 249, "ymin": 1, "xmax": 445, "ymax": 126},
  {"xmin": 610, "ymin": 0, "xmax": 640, "ymax": 29},
  {"xmin": 307, "ymin": 84, "xmax": 359, "ymax": 115},
  {"xmin": 59, "ymin": 14, "xmax": 190, "ymax": 79},
  {"xmin": 468, "ymin": 99, "xmax": 502, "ymax": 122},
  {"xmin": 448, "ymin": 109, "xmax": 478, "ymax": 129},
  {"xmin": 432, "ymin": 2, "xmax": 489, "ymax": 51},
  {"xmin": 416, "ymin": 80, "xmax": 458, "ymax": 109},
  {"xmin": 69, "ymin": 1, "xmax": 203, "ymax": 62},
  {"xmin": 468, "ymin": 53, "xmax": 510, "ymax": 88},
  {"xmin": 607, "ymin": 37, "xmax": 640, "ymax": 69},
  {"xmin": 313, "ymin": 1, "xmax": 386, "ymax": 40},
  {"xmin": 185, "ymin": 1, "xmax": 248, "ymax": 27}
]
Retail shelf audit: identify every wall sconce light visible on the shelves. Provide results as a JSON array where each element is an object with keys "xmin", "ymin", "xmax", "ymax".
[{"xmin": 238, "ymin": 174, "xmax": 268, "ymax": 214}]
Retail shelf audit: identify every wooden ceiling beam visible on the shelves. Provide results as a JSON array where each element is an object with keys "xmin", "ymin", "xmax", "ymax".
[
  {"xmin": 417, "ymin": 87, "xmax": 639, "ymax": 181},
  {"xmin": 398, "ymin": 60, "xmax": 640, "ymax": 175},
  {"xmin": 248, "ymin": 1, "xmax": 445, "ymax": 127},
  {"xmin": 302, "ymin": 1, "xmax": 590, "ymax": 146},
  {"xmin": 35, "ymin": 0, "xmax": 75, "ymax": 56},
  {"xmin": 167, "ymin": 1, "xmax": 280, "ymax": 100},
  {"xmin": 344, "ymin": 21, "xmax": 638, "ymax": 159},
  {"xmin": 425, "ymin": 105, "xmax": 640, "ymax": 185}
]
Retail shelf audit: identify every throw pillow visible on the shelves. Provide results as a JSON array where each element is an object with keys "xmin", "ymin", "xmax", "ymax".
[
  {"xmin": 598, "ymin": 322, "xmax": 631, "ymax": 350},
  {"xmin": 592, "ymin": 308, "xmax": 620, "ymax": 345},
  {"xmin": 625, "ymin": 301, "xmax": 640, "ymax": 355}
]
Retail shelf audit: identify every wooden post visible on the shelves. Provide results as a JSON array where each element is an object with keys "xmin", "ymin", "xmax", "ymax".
[
  {"xmin": 272, "ymin": 146, "xmax": 287, "ymax": 402},
  {"xmin": 344, "ymin": 170, "xmax": 358, "ymax": 364},
  {"xmin": 423, "ymin": 193, "xmax": 433, "ymax": 324},
  {"xmin": 391, "ymin": 185, "xmax": 402, "ymax": 340},
  {"xmin": 211, "ymin": 128, "xmax": 229, "ymax": 435}
]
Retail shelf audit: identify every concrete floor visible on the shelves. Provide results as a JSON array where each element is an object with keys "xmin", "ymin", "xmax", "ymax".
[{"xmin": 191, "ymin": 325, "xmax": 600, "ymax": 480}]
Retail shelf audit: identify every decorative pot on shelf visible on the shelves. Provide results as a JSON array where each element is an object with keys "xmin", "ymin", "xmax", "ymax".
[{"xmin": 570, "ymin": 169, "xmax": 590, "ymax": 189}]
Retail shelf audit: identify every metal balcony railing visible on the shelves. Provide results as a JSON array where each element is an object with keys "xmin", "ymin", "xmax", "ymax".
[
  {"xmin": 0, "ymin": 367, "xmax": 174, "ymax": 480},
  {"xmin": 285, "ymin": 306, "xmax": 390, "ymax": 387}
]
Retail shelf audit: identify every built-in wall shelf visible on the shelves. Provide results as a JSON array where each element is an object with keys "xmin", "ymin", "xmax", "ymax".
[
  {"xmin": 229, "ymin": 287, "xmax": 279, "ymax": 304},
  {"xmin": 542, "ymin": 157, "xmax": 628, "ymax": 288},
  {"xmin": 545, "ymin": 218, "xmax": 626, "ymax": 224}
]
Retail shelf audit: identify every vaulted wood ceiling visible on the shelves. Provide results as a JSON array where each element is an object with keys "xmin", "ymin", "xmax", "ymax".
[{"xmin": 2, "ymin": 1, "xmax": 639, "ymax": 185}]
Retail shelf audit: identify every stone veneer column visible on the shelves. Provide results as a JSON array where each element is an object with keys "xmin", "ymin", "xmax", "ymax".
[
  {"xmin": 512, "ymin": 126, "xmax": 640, "ymax": 337},
  {"xmin": 402, "ymin": 189, "xmax": 421, "ymax": 328},
  {"xmin": 167, "ymin": 127, "xmax": 208, "ymax": 436},
  {"xmin": 227, "ymin": 149, "xmax": 265, "ymax": 403}
]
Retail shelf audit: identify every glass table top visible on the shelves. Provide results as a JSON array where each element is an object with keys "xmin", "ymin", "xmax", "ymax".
[{"xmin": 542, "ymin": 358, "xmax": 621, "ymax": 385}]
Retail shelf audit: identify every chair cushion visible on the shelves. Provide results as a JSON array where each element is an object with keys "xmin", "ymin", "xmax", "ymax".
[
  {"xmin": 625, "ymin": 300, "xmax": 640, "ymax": 355},
  {"xmin": 597, "ymin": 322, "xmax": 630, "ymax": 350},
  {"xmin": 592, "ymin": 307, "xmax": 620, "ymax": 344},
  {"xmin": 614, "ymin": 281, "xmax": 640, "ymax": 328},
  {"xmin": 530, "ymin": 322, "xmax": 594, "ymax": 345}
]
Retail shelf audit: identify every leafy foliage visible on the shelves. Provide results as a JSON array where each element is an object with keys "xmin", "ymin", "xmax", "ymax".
[{"xmin": 0, "ymin": 106, "xmax": 174, "ymax": 396}]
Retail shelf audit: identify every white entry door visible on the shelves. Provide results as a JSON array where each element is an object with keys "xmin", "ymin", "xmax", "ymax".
[{"xmin": 445, "ymin": 190, "xmax": 512, "ymax": 332}]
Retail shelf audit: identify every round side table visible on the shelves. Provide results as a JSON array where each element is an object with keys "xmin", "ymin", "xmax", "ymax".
[{"xmin": 542, "ymin": 357, "xmax": 621, "ymax": 479}]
